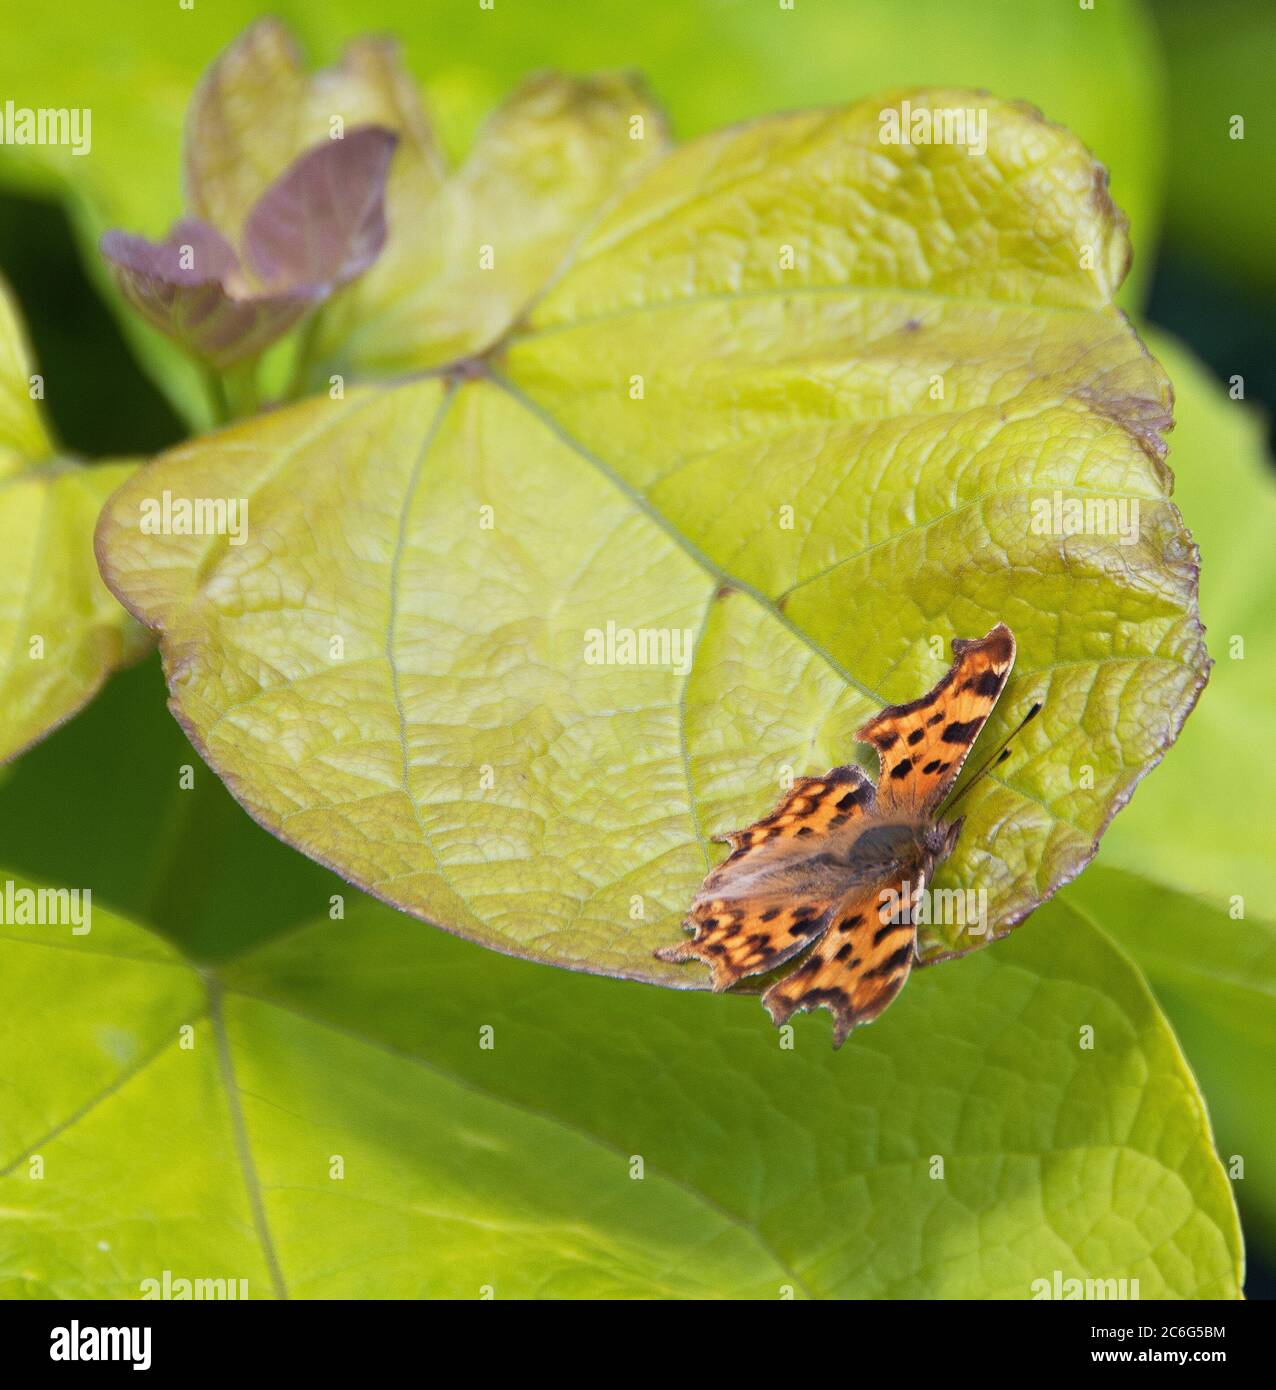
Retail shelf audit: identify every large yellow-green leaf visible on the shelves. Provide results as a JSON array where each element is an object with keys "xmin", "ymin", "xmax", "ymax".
[
  {"xmin": 0, "ymin": 870, "xmax": 1241, "ymax": 1298},
  {"xmin": 0, "ymin": 1, "xmax": 1166, "ymax": 423},
  {"xmin": 0, "ymin": 282, "xmax": 145, "ymax": 764},
  {"xmin": 97, "ymin": 91, "xmax": 1206, "ymax": 982}
]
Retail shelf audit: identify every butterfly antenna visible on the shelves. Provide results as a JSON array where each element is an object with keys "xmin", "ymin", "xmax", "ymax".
[{"xmin": 939, "ymin": 701, "xmax": 1042, "ymax": 815}]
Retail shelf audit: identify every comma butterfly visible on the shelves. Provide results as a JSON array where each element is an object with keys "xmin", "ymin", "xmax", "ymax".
[{"xmin": 656, "ymin": 624, "xmax": 1040, "ymax": 1047}]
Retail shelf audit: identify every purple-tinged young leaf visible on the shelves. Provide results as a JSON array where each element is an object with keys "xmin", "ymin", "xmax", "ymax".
[
  {"xmin": 102, "ymin": 218, "xmax": 240, "ymax": 288},
  {"xmin": 100, "ymin": 218, "xmax": 315, "ymax": 371},
  {"xmin": 242, "ymin": 126, "xmax": 399, "ymax": 291},
  {"xmin": 101, "ymin": 124, "xmax": 399, "ymax": 374}
]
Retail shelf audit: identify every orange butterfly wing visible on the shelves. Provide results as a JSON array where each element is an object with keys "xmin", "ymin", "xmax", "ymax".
[
  {"xmin": 857, "ymin": 623, "xmax": 1016, "ymax": 816},
  {"xmin": 713, "ymin": 764, "xmax": 875, "ymax": 861},
  {"xmin": 762, "ymin": 867, "xmax": 924, "ymax": 1048},
  {"xmin": 656, "ymin": 765, "xmax": 875, "ymax": 990}
]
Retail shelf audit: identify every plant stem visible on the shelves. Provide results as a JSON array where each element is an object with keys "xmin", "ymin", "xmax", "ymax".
[
  {"xmin": 205, "ymin": 367, "xmax": 230, "ymax": 426},
  {"xmin": 285, "ymin": 312, "xmax": 322, "ymax": 404}
]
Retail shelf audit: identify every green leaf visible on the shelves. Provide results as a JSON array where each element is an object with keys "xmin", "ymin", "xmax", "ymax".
[
  {"xmin": 1099, "ymin": 331, "xmax": 1276, "ymax": 910},
  {"xmin": 0, "ymin": 869, "xmax": 1241, "ymax": 1298},
  {"xmin": 0, "ymin": 280, "xmax": 49, "ymax": 469},
  {"xmin": 0, "ymin": 1, "xmax": 1167, "ymax": 422},
  {"xmin": 1065, "ymin": 865, "xmax": 1275, "ymax": 1254},
  {"xmin": 0, "ymin": 654, "xmax": 352, "ymax": 963},
  {"xmin": 1158, "ymin": 0, "xmax": 1276, "ymax": 299},
  {"xmin": 0, "ymin": 280, "xmax": 145, "ymax": 764},
  {"xmin": 97, "ymin": 90, "xmax": 1206, "ymax": 981}
]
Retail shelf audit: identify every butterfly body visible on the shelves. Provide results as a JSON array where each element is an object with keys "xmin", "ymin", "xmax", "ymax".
[
  {"xmin": 815, "ymin": 817, "xmax": 959, "ymax": 880},
  {"xmin": 707, "ymin": 818, "xmax": 953, "ymax": 907},
  {"xmin": 657, "ymin": 624, "xmax": 1025, "ymax": 1046}
]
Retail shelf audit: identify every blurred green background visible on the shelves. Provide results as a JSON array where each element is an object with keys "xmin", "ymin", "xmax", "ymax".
[{"xmin": 0, "ymin": 0, "xmax": 1272, "ymax": 1295}]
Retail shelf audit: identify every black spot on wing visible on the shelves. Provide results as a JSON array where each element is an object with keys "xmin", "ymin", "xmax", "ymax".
[
  {"xmin": 942, "ymin": 719, "xmax": 982, "ymax": 744},
  {"xmin": 801, "ymin": 986, "xmax": 849, "ymax": 1008},
  {"xmin": 866, "ymin": 944, "xmax": 913, "ymax": 979},
  {"xmin": 890, "ymin": 758, "xmax": 914, "ymax": 780},
  {"xmin": 966, "ymin": 669, "xmax": 1005, "ymax": 698}
]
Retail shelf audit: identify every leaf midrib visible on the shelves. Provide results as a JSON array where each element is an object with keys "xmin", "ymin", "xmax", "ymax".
[
  {"xmin": 514, "ymin": 282, "xmax": 1125, "ymax": 345},
  {"xmin": 206, "ymin": 975, "xmax": 290, "ymax": 1301},
  {"xmin": 385, "ymin": 383, "xmax": 461, "ymax": 895},
  {"xmin": 487, "ymin": 367, "xmax": 885, "ymax": 707}
]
